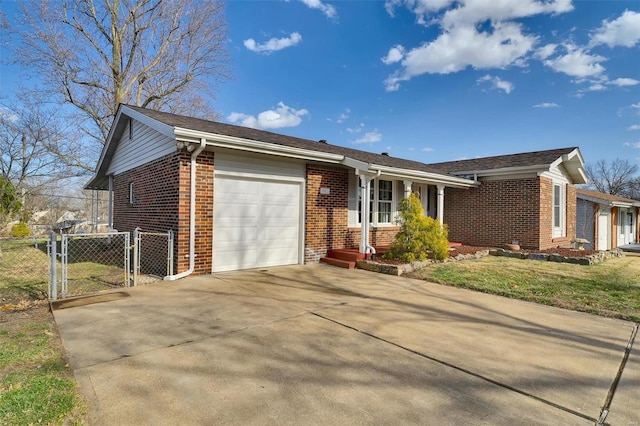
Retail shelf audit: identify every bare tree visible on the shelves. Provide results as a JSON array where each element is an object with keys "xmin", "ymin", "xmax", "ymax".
[
  {"xmin": 0, "ymin": 99, "xmax": 80, "ymax": 219},
  {"xmin": 10, "ymin": 0, "xmax": 229, "ymax": 169},
  {"xmin": 585, "ymin": 158, "xmax": 639, "ymax": 197}
]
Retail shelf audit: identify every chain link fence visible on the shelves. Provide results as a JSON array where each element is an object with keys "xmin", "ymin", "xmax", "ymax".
[
  {"xmin": 1, "ymin": 230, "xmax": 174, "ymax": 303},
  {"xmin": 0, "ymin": 236, "xmax": 51, "ymax": 303}
]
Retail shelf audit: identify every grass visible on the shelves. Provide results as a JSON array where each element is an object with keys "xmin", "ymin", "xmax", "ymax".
[
  {"xmin": 409, "ymin": 255, "xmax": 640, "ymax": 322},
  {"xmin": 0, "ymin": 237, "xmax": 130, "ymax": 425},
  {"xmin": 0, "ymin": 313, "xmax": 85, "ymax": 425}
]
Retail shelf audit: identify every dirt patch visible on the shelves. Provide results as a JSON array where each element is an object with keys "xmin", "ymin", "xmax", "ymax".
[{"xmin": 51, "ymin": 291, "xmax": 130, "ymax": 310}]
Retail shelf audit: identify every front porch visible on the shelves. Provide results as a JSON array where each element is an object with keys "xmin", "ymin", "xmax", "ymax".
[{"xmin": 320, "ymin": 242, "xmax": 464, "ymax": 269}]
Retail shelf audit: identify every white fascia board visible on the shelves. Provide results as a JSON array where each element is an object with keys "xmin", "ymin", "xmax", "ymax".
[
  {"xmin": 174, "ymin": 127, "xmax": 344, "ymax": 163},
  {"xmin": 121, "ymin": 106, "xmax": 176, "ymax": 139},
  {"xmin": 370, "ymin": 164, "xmax": 477, "ymax": 188},
  {"xmin": 452, "ymin": 164, "xmax": 547, "ymax": 178},
  {"xmin": 342, "ymin": 156, "xmax": 370, "ymax": 173}
]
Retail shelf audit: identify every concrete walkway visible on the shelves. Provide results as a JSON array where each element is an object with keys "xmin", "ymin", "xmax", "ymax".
[{"xmin": 53, "ymin": 264, "xmax": 639, "ymax": 425}]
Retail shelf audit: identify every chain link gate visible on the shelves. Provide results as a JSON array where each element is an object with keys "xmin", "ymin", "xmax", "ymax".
[
  {"xmin": 48, "ymin": 230, "xmax": 173, "ymax": 300},
  {"xmin": 49, "ymin": 232, "xmax": 130, "ymax": 300},
  {"xmin": 133, "ymin": 229, "xmax": 174, "ymax": 286}
]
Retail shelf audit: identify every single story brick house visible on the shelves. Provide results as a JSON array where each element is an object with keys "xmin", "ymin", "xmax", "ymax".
[
  {"xmin": 576, "ymin": 188, "xmax": 640, "ymax": 250},
  {"xmin": 86, "ymin": 104, "xmax": 587, "ymax": 276}
]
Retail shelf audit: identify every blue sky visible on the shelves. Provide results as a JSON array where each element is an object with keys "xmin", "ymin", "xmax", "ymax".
[
  {"xmin": 216, "ymin": 0, "xmax": 640, "ymax": 165},
  {"xmin": 1, "ymin": 0, "xmax": 639, "ymax": 167}
]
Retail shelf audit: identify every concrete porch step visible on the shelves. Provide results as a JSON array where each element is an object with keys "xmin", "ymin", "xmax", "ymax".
[{"xmin": 320, "ymin": 257, "xmax": 356, "ymax": 269}]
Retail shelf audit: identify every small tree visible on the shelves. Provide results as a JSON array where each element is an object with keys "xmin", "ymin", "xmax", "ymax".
[
  {"xmin": 11, "ymin": 221, "xmax": 31, "ymax": 237},
  {"xmin": 384, "ymin": 193, "xmax": 449, "ymax": 262},
  {"xmin": 1, "ymin": 175, "xmax": 22, "ymax": 226}
]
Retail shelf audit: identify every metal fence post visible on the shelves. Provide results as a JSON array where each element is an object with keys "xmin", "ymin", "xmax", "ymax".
[
  {"xmin": 48, "ymin": 231, "xmax": 57, "ymax": 300},
  {"xmin": 167, "ymin": 229, "xmax": 174, "ymax": 277},
  {"xmin": 132, "ymin": 228, "xmax": 139, "ymax": 287}
]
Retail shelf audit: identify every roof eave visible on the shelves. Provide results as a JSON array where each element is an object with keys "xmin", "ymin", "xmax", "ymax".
[{"xmin": 371, "ymin": 164, "xmax": 478, "ymax": 188}]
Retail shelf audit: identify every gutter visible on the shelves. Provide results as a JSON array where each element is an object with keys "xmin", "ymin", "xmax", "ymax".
[{"xmin": 164, "ymin": 138, "xmax": 207, "ymax": 281}]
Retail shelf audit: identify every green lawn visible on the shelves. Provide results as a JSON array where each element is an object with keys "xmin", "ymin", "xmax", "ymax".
[
  {"xmin": 0, "ymin": 313, "xmax": 84, "ymax": 425},
  {"xmin": 409, "ymin": 255, "xmax": 640, "ymax": 322}
]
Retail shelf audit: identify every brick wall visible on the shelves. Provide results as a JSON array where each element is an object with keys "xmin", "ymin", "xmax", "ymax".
[
  {"xmin": 444, "ymin": 178, "xmax": 542, "ymax": 249},
  {"xmin": 113, "ymin": 151, "xmax": 214, "ymax": 275},
  {"xmin": 304, "ymin": 165, "xmax": 350, "ymax": 262},
  {"xmin": 304, "ymin": 165, "xmax": 403, "ymax": 262}
]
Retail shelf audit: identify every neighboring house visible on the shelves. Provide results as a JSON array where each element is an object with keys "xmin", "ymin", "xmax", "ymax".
[
  {"xmin": 86, "ymin": 105, "xmax": 587, "ymax": 275},
  {"xmin": 576, "ymin": 189, "xmax": 640, "ymax": 250}
]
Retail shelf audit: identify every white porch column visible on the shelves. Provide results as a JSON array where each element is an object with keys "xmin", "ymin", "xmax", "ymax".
[
  {"xmin": 359, "ymin": 174, "xmax": 373, "ymax": 254},
  {"xmin": 403, "ymin": 180, "xmax": 413, "ymax": 199},
  {"xmin": 437, "ymin": 185, "xmax": 445, "ymax": 226}
]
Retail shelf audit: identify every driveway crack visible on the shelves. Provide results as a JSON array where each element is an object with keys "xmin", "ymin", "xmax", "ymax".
[
  {"xmin": 596, "ymin": 323, "xmax": 638, "ymax": 426},
  {"xmin": 310, "ymin": 311, "xmax": 600, "ymax": 424}
]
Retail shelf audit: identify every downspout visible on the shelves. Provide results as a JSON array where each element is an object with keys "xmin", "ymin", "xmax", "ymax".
[
  {"xmin": 108, "ymin": 175, "xmax": 114, "ymax": 230},
  {"xmin": 164, "ymin": 138, "xmax": 207, "ymax": 281}
]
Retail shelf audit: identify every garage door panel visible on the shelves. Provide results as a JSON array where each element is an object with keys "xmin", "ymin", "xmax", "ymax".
[{"xmin": 213, "ymin": 174, "xmax": 301, "ymax": 272}]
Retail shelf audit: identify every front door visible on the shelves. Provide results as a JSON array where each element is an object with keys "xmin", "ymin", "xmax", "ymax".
[
  {"xmin": 618, "ymin": 209, "xmax": 636, "ymax": 246},
  {"xmin": 598, "ymin": 213, "xmax": 610, "ymax": 250}
]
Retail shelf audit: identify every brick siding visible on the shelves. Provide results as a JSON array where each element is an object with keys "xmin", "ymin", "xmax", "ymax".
[
  {"xmin": 304, "ymin": 165, "xmax": 402, "ymax": 263},
  {"xmin": 113, "ymin": 151, "xmax": 214, "ymax": 275},
  {"xmin": 445, "ymin": 176, "xmax": 576, "ymax": 250}
]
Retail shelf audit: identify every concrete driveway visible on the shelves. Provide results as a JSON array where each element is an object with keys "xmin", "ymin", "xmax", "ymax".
[{"xmin": 53, "ymin": 264, "xmax": 639, "ymax": 425}]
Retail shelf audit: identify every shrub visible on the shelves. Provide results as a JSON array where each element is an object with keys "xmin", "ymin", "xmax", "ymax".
[
  {"xmin": 383, "ymin": 193, "xmax": 449, "ymax": 262},
  {"xmin": 11, "ymin": 221, "xmax": 31, "ymax": 237}
]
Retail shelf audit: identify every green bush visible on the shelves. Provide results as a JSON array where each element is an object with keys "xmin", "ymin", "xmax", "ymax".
[
  {"xmin": 383, "ymin": 193, "xmax": 449, "ymax": 262},
  {"xmin": 11, "ymin": 222, "xmax": 31, "ymax": 237}
]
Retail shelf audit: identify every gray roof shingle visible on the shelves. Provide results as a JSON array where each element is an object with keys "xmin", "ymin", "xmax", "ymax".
[
  {"xmin": 125, "ymin": 105, "xmax": 446, "ymax": 174},
  {"xmin": 427, "ymin": 147, "xmax": 579, "ymax": 174}
]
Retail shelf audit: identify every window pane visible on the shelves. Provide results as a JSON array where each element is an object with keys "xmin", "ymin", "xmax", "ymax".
[
  {"xmin": 553, "ymin": 185, "xmax": 560, "ymax": 228},
  {"xmin": 379, "ymin": 180, "xmax": 392, "ymax": 201},
  {"xmin": 378, "ymin": 202, "xmax": 391, "ymax": 223}
]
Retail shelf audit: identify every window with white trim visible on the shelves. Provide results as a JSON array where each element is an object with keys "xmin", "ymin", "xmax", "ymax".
[
  {"xmin": 356, "ymin": 179, "xmax": 395, "ymax": 226},
  {"xmin": 129, "ymin": 182, "xmax": 135, "ymax": 204},
  {"xmin": 552, "ymin": 182, "xmax": 566, "ymax": 238}
]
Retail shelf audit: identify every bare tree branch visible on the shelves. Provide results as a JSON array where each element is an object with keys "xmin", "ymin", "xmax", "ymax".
[
  {"xmin": 9, "ymin": 0, "xmax": 229, "ymax": 171},
  {"xmin": 585, "ymin": 158, "xmax": 639, "ymax": 198}
]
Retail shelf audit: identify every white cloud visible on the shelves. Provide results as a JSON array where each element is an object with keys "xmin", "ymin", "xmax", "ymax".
[
  {"xmin": 381, "ymin": 45, "xmax": 405, "ymax": 65},
  {"xmin": 590, "ymin": 10, "xmax": 640, "ymax": 48},
  {"xmin": 628, "ymin": 124, "xmax": 640, "ymax": 131},
  {"xmin": 244, "ymin": 32, "xmax": 302, "ymax": 53},
  {"xmin": 299, "ymin": 0, "xmax": 337, "ymax": 19},
  {"xmin": 533, "ymin": 102, "xmax": 560, "ymax": 108},
  {"xmin": 384, "ymin": 21, "xmax": 535, "ymax": 91},
  {"xmin": 421, "ymin": 147, "xmax": 434, "ymax": 152},
  {"xmin": 477, "ymin": 74, "xmax": 514, "ymax": 94},
  {"xmin": 0, "ymin": 106, "xmax": 18, "ymax": 122},
  {"xmin": 227, "ymin": 102, "xmax": 308, "ymax": 130},
  {"xmin": 632, "ymin": 103, "xmax": 640, "ymax": 109},
  {"xmin": 354, "ymin": 131, "xmax": 382, "ymax": 144},
  {"xmin": 346, "ymin": 123, "xmax": 365, "ymax": 133},
  {"xmin": 624, "ymin": 142, "xmax": 640, "ymax": 149},
  {"xmin": 535, "ymin": 43, "xmax": 557, "ymax": 60},
  {"xmin": 439, "ymin": 0, "xmax": 573, "ymax": 29},
  {"xmin": 543, "ymin": 44, "xmax": 606, "ymax": 78},
  {"xmin": 610, "ymin": 78, "xmax": 639, "ymax": 87}
]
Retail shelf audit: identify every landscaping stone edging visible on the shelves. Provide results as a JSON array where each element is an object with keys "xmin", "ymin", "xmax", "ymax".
[
  {"xmin": 356, "ymin": 249, "xmax": 491, "ymax": 276},
  {"xmin": 489, "ymin": 248, "xmax": 624, "ymax": 265},
  {"xmin": 356, "ymin": 247, "xmax": 624, "ymax": 276}
]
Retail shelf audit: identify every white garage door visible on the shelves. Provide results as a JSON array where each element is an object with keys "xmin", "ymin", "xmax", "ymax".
[{"xmin": 213, "ymin": 175, "xmax": 302, "ymax": 272}]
